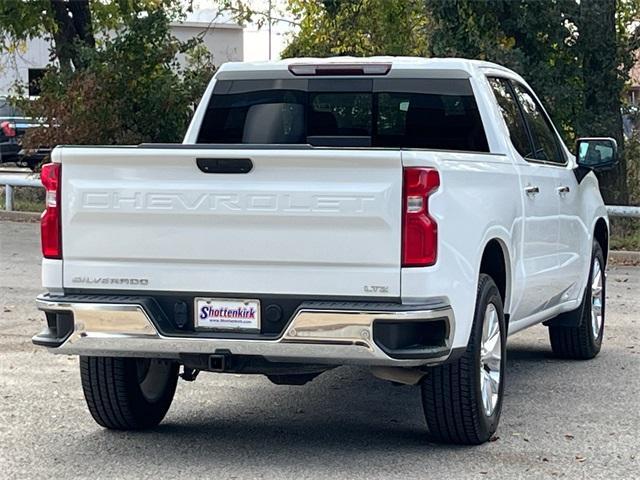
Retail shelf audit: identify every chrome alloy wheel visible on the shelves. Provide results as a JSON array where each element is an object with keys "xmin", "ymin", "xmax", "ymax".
[
  {"xmin": 591, "ymin": 257, "xmax": 604, "ymax": 339},
  {"xmin": 480, "ymin": 303, "xmax": 502, "ymax": 417}
]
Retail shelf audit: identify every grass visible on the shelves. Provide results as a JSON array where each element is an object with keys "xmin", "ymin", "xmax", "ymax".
[
  {"xmin": 610, "ymin": 222, "xmax": 640, "ymax": 251},
  {"xmin": 0, "ymin": 186, "xmax": 44, "ymax": 213}
]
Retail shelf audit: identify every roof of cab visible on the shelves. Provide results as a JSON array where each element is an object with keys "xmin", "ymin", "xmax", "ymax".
[{"xmin": 216, "ymin": 56, "xmax": 517, "ymax": 77}]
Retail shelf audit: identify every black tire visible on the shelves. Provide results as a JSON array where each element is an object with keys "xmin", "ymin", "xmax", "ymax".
[
  {"xmin": 80, "ymin": 356, "xmax": 179, "ymax": 430},
  {"xmin": 548, "ymin": 241, "xmax": 605, "ymax": 360},
  {"xmin": 421, "ymin": 274, "xmax": 507, "ymax": 445}
]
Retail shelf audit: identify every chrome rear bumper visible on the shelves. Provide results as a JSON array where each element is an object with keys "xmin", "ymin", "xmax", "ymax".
[{"xmin": 33, "ymin": 295, "xmax": 456, "ymax": 367}]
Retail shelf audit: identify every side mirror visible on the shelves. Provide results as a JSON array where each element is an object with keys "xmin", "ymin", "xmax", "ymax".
[{"xmin": 576, "ymin": 137, "xmax": 618, "ymax": 172}]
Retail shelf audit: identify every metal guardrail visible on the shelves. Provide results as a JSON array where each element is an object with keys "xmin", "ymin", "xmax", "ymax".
[
  {"xmin": 0, "ymin": 174, "xmax": 42, "ymax": 212},
  {"xmin": 2, "ymin": 173, "xmax": 640, "ymax": 217},
  {"xmin": 606, "ymin": 205, "xmax": 640, "ymax": 218}
]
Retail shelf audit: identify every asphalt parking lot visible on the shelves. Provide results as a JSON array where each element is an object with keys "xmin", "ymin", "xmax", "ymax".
[{"xmin": 1, "ymin": 220, "xmax": 639, "ymax": 479}]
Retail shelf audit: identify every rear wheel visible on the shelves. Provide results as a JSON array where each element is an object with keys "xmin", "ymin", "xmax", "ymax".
[
  {"xmin": 80, "ymin": 356, "xmax": 179, "ymax": 430},
  {"xmin": 548, "ymin": 241, "xmax": 605, "ymax": 359},
  {"xmin": 421, "ymin": 274, "xmax": 506, "ymax": 444}
]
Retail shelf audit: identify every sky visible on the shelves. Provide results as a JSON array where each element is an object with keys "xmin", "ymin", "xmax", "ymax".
[{"xmin": 192, "ymin": 0, "xmax": 296, "ymax": 61}]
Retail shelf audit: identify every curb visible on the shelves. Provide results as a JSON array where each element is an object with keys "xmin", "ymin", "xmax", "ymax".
[{"xmin": 0, "ymin": 211, "xmax": 41, "ymax": 223}]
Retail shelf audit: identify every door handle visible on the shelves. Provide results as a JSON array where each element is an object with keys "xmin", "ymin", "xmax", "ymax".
[
  {"xmin": 524, "ymin": 185, "xmax": 540, "ymax": 197},
  {"xmin": 557, "ymin": 185, "xmax": 570, "ymax": 196},
  {"xmin": 196, "ymin": 158, "xmax": 253, "ymax": 174}
]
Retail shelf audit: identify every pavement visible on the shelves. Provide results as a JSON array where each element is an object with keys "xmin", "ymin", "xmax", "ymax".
[{"xmin": 1, "ymin": 220, "xmax": 639, "ymax": 480}]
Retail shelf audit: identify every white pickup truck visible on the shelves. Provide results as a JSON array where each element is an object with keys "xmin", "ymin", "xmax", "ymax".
[{"xmin": 33, "ymin": 57, "xmax": 617, "ymax": 445}]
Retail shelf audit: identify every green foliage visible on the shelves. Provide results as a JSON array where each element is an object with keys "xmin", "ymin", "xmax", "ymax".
[
  {"xmin": 579, "ymin": 0, "xmax": 628, "ymax": 203},
  {"xmin": 426, "ymin": 0, "xmax": 582, "ymax": 143},
  {"xmin": 426, "ymin": 0, "xmax": 640, "ymax": 204},
  {"xmin": 0, "ymin": 0, "xmax": 56, "ymax": 44},
  {"xmin": 19, "ymin": 10, "xmax": 215, "ymax": 147},
  {"xmin": 0, "ymin": 1, "xmax": 178, "ymax": 72},
  {"xmin": 626, "ymin": 133, "xmax": 640, "ymax": 206},
  {"xmin": 617, "ymin": 0, "xmax": 640, "ymax": 78},
  {"xmin": 282, "ymin": 0, "xmax": 429, "ymax": 58},
  {"xmin": 610, "ymin": 224, "xmax": 640, "ymax": 251},
  {"xmin": 0, "ymin": 186, "xmax": 43, "ymax": 213},
  {"xmin": 0, "ymin": 0, "xmax": 175, "ymax": 43}
]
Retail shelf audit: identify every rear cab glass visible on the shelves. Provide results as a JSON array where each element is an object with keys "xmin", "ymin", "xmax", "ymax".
[{"xmin": 196, "ymin": 77, "xmax": 489, "ymax": 152}]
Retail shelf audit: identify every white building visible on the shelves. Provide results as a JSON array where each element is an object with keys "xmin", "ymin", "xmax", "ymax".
[{"xmin": 0, "ymin": 10, "xmax": 243, "ymax": 97}]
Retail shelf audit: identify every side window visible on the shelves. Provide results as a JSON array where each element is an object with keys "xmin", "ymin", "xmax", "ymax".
[
  {"xmin": 511, "ymin": 83, "xmax": 565, "ymax": 164},
  {"xmin": 488, "ymin": 77, "xmax": 534, "ymax": 158}
]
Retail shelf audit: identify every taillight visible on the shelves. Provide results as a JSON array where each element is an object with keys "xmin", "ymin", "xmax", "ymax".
[
  {"xmin": 402, "ymin": 167, "xmax": 440, "ymax": 267},
  {"xmin": 1, "ymin": 120, "xmax": 16, "ymax": 137},
  {"xmin": 41, "ymin": 163, "xmax": 62, "ymax": 259}
]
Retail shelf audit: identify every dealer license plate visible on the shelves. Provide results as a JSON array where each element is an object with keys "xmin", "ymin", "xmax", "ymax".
[{"xmin": 194, "ymin": 297, "xmax": 261, "ymax": 331}]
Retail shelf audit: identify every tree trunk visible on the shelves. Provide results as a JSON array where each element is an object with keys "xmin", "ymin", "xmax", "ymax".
[
  {"xmin": 49, "ymin": 0, "xmax": 95, "ymax": 72},
  {"xmin": 579, "ymin": 0, "xmax": 628, "ymax": 205}
]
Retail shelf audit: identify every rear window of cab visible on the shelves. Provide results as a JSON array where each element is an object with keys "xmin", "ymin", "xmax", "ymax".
[{"xmin": 197, "ymin": 78, "xmax": 489, "ymax": 152}]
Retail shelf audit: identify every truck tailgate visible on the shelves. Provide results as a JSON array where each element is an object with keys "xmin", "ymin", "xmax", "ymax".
[{"xmin": 59, "ymin": 147, "xmax": 402, "ymax": 297}]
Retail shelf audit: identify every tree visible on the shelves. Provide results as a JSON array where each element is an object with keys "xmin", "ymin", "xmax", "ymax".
[
  {"xmin": 18, "ymin": 8, "xmax": 215, "ymax": 148},
  {"xmin": 0, "ymin": 1, "xmax": 215, "ymax": 148},
  {"xmin": 427, "ymin": 0, "xmax": 581, "ymax": 140},
  {"xmin": 426, "ymin": 0, "xmax": 639, "ymax": 205},
  {"xmin": 0, "ymin": 0, "xmax": 172, "ymax": 73},
  {"xmin": 48, "ymin": 0, "xmax": 95, "ymax": 72},
  {"xmin": 579, "ymin": 0, "xmax": 624, "ymax": 203},
  {"xmin": 283, "ymin": 0, "xmax": 429, "ymax": 58},
  {"xmin": 217, "ymin": 0, "xmax": 429, "ymax": 58}
]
